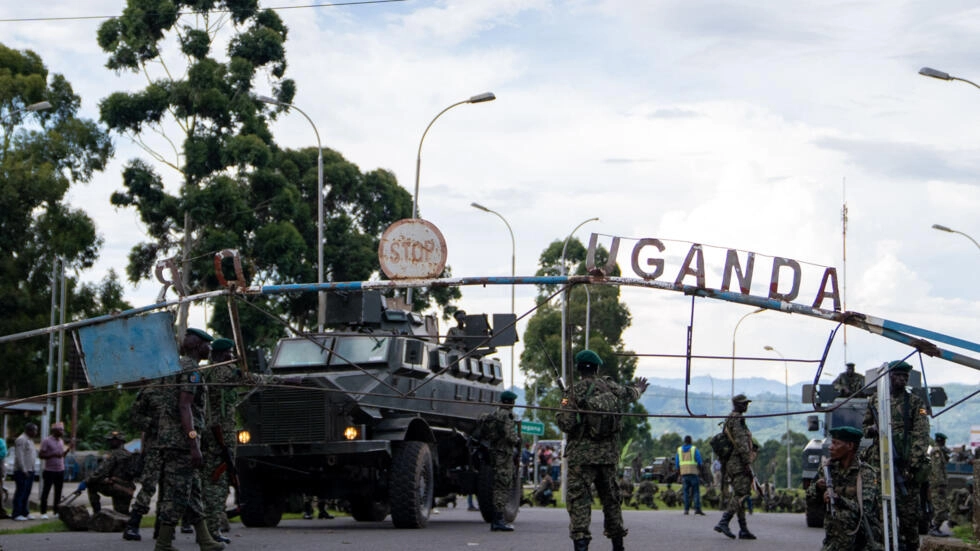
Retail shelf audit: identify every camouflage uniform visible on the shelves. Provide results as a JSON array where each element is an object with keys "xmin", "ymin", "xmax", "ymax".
[
  {"xmin": 483, "ymin": 405, "xmax": 520, "ymax": 514},
  {"xmin": 156, "ymin": 358, "xmax": 207, "ymax": 526},
  {"xmin": 929, "ymin": 441, "xmax": 950, "ymax": 531},
  {"xmin": 556, "ymin": 374, "xmax": 642, "ymax": 545},
  {"xmin": 948, "ymin": 486, "xmax": 972, "ymax": 528},
  {"xmin": 635, "ymin": 480, "xmax": 658, "ymax": 509},
  {"xmin": 86, "ymin": 447, "xmax": 136, "ymax": 514},
  {"xmin": 722, "ymin": 407, "xmax": 754, "ymax": 526},
  {"xmin": 832, "ymin": 369, "xmax": 865, "ymax": 397},
  {"xmin": 807, "ymin": 458, "xmax": 883, "ymax": 550},
  {"xmin": 129, "ymin": 379, "xmax": 171, "ymax": 516},
  {"xmin": 618, "ymin": 477, "xmax": 633, "ymax": 507},
  {"xmin": 202, "ymin": 361, "xmax": 243, "ymax": 535},
  {"xmin": 863, "ymin": 386, "xmax": 930, "ymax": 551}
]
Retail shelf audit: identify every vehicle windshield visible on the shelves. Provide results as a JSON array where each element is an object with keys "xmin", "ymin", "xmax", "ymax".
[
  {"xmin": 828, "ymin": 403, "xmax": 865, "ymax": 431},
  {"xmin": 271, "ymin": 337, "xmax": 332, "ymax": 370},
  {"xmin": 329, "ymin": 335, "xmax": 390, "ymax": 366}
]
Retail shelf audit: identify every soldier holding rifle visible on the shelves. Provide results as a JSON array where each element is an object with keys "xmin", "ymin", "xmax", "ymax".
[{"xmin": 807, "ymin": 426, "xmax": 882, "ymax": 550}]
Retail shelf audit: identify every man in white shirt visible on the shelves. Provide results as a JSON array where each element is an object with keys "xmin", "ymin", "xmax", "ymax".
[{"xmin": 12, "ymin": 423, "xmax": 39, "ymax": 520}]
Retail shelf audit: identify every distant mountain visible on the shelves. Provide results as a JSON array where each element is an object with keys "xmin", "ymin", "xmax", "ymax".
[{"xmin": 512, "ymin": 378, "xmax": 979, "ymax": 447}]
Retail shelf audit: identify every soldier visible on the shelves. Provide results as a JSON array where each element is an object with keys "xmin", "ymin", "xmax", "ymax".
[
  {"xmin": 533, "ymin": 472, "xmax": 557, "ymax": 507},
  {"xmin": 635, "ymin": 480, "xmax": 658, "ymax": 509},
  {"xmin": 482, "ymin": 389, "xmax": 521, "ymax": 532},
  {"xmin": 806, "ymin": 426, "xmax": 883, "ymax": 550},
  {"xmin": 123, "ymin": 373, "xmax": 172, "ymax": 541},
  {"xmin": 862, "ymin": 360, "xmax": 931, "ymax": 551},
  {"xmin": 702, "ymin": 486, "xmax": 720, "ymax": 510},
  {"xmin": 928, "ymin": 432, "xmax": 951, "ymax": 537},
  {"xmin": 556, "ymin": 349, "xmax": 648, "ymax": 551},
  {"xmin": 84, "ymin": 431, "xmax": 136, "ymax": 514},
  {"xmin": 948, "ymin": 481, "xmax": 973, "ymax": 529},
  {"xmin": 714, "ymin": 394, "xmax": 756, "ymax": 540},
  {"xmin": 832, "ymin": 362, "xmax": 866, "ymax": 397},
  {"xmin": 662, "ymin": 484, "xmax": 678, "ymax": 507},
  {"xmin": 155, "ymin": 327, "xmax": 226, "ymax": 551},
  {"xmin": 618, "ymin": 474, "xmax": 634, "ymax": 507}
]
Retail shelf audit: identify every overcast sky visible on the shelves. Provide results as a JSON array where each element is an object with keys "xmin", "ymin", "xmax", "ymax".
[{"xmin": 3, "ymin": 1, "xmax": 980, "ymax": 395}]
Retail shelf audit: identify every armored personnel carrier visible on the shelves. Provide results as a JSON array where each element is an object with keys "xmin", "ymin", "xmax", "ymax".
[{"xmin": 234, "ymin": 291, "xmax": 520, "ymax": 529}]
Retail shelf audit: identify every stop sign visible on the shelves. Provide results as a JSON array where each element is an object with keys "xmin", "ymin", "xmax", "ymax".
[{"xmin": 378, "ymin": 218, "xmax": 448, "ymax": 279}]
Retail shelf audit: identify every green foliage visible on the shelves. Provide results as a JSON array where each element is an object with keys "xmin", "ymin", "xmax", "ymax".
[{"xmin": 0, "ymin": 44, "xmax": 113, "ymax": 398}]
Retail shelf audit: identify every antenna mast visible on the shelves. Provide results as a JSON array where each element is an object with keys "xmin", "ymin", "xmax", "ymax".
[{"xmin": 841, "ymin": 178, "xmax": 848, "ymax": 362}]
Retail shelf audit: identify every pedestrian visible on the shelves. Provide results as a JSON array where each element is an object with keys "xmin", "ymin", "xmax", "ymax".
[
  {"xmin": 556, "ymin": 349, "xmax": 648, "ymax": 551},
  {"xmin": 123, "ymin": 374, "xmax": 171, "ymax": 541},
  {"xmin": 154, "ymin": 327, "xmax": 225, "ymax": 551},
  {"xmin": 83, "ymin": 430, "xmax": 136, "ymax": 514},
  {"xmin": 862, "ymin": 360, "xmax": 931, "ymax": 551},
  {"xmin": 929, "ymin": 432, "xmax": 951, "ymax": 537},
  {"xmin": 806, "ymin": 426, "xmax": 883, "ymax": 550},
  {"xmin": 12, "ymin": 422, "xmax": 38, "ymax": 521},
  {"xmin": 38, "ymin": 421, "xmax": 71, "ymax": 519},
  {"xmin": 481, "ymin": 389, "xmax": 521, "ymax": 532},
  {"xmin": 0, "ymin": 433, "xmax": 9, "ymax": 519},
  {"xmin": 713, "ymin": 394, "xmax": 757, "ymax": 540},
  {"xmin": 712, "ymin": 457, "xmax": 722, "ymax": 489},
  {"xmin": 677, "ymin": 435, "xmax": 705, "ymax": 515},
  {"xmin": 521, "ymin": 442, "xmax": 533, "ymax": 483}
]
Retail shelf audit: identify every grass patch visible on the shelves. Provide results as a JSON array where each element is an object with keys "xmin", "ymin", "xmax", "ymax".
[
  {"xmin": 0, "ymin": 520, "xmax": 69, "ymax": 535},
  {"xmin": 951, "ymin": 525, "xmax": 978, "ymax": 545}
]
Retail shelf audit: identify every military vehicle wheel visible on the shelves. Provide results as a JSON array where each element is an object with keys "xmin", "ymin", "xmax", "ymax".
[
  {"xmin": 389, "ymin": 441, "xmax": 434, "ymax": 528},
  {"xmin": 240, "ymin": 485, "xmax": 284, "ymax": 527},
  {"xmin": 350, "ymin": 498, "xmax": 389, "ymax": 522},
  {"xmin": 476, "ymin": 462, "xmax": 521, "ymax": 524}
]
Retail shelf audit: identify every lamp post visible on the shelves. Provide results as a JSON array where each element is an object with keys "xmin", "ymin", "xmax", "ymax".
[
  {"xmin": 560, "ymin": 217, "xmax": 600, "ymax": 383},
  {"xmin": 932, "ymin": 223, "xmax": 980, "ymax": 253},
  {"xmin": 471, "ymin": 202, "xmax": 516, "ymax": 389},
  {"xmin": 730, "ymin": 308, "xmax": 765, "ymax": 398},
  {"xmin": 2, "ymin": 100, "xmax": 52, "ymax": 123},
  {"xmin": 765, "ymin": 345, "xmax": 792, "ymax": 489},
  {"xmin": 406, "ymin": 92, "xmax": 496, "ymax": 307},
  {"xmin": 257, "ymin": 95, "xmax": 325, "ymax": 331},
  {"xmin": 919, "ymin": 67, "xmax": 980, "ymax": 91}
]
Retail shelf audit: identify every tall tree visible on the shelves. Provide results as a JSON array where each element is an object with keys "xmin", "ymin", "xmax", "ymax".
[
  {"xmin": 0, "ymin": 44, "xmax": 113, "ymax": 398},
  {"xmin": 521, "ymin": 238, "xmax": 650, "ymax": 445}
]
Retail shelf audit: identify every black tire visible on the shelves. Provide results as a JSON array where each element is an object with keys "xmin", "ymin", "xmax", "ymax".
[
  {"xmin": 240, "ymin": 482, "xmax": 284, "ymax": 527},
  {"xmin": 389, "ymin": 441, "xmax": 434, "ymax": 529},
  {"xmin": 476, "ymin": 461, "xmax": 521, "ymax": 524},
  {"xmin": 350, "ymin": 498, "xmax": 389, "ymax": 522}
]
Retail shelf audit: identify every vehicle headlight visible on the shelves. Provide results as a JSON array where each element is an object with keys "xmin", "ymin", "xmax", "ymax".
[
  {"xmin": 344, "ymin": 425, "xmax": 362, "ymax": 440},
  {"xmin": 237, "ymin": 430, "xmax": 251, "ymax": 445}
]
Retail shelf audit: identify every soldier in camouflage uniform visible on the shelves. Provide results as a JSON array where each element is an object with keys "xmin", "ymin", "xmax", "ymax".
[
  {"xmin": 155, "ymin": 328, "xmax": 225, "ymax": 551},
  {"xmin": 862, "ymin": 360, "xmax": 931, "ymax": 551},
  {"xmin": 201, "ymin": 338, "xmax": 244, "ymax": 543},
  {"xmin": 635, "ymin": 480, "xmax": 658, "ymax": 509},
  {"xmin": 928, "ymin": 432, "xmax": 951, "ymax": 536},
  {"xmin": 86, "ymin": 431, "xmax": 136, "ymax": 514},
  {"xmin": 832, "ymin": 362, "xmax": 866, "ymax": 397},
  {"xmin": 482, "ymin": 389, "xmax": 520, "ymax": 532},
  {"xmin": 556, "ymin": 349, "xmax": 648, "ymax": 551},
  {"xmin": 807, "ymin": 426, "xmax": 883, "ymax": 550},
  {"xmin": 124, "ymin": 375, "xmax": 172, "ymax": 541},
  {"xmin": 662, "ymin": 485, "xmax": 678, "ymax": 507},
  {"xmin": 618, "ymin": 474, "xmax": 634, "ymax": 507},
  {"xmin": 714, "ymin": 394, "xmax": 757, "ymax": 540}
]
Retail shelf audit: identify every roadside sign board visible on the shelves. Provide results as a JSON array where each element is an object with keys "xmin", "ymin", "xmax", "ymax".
[{"xmin": 521, "ymin": 421, "xmax": 545, "ymax": 436}]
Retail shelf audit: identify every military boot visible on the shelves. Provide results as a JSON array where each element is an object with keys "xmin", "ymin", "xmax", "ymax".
[
  {"xmin": 123, "ymin": 512, "xmax": 143, "ymax": 541},
  {"xmin": 713, "ymin": 511, "xmax": 736, "ymax": 539},
  {"xmin": 490, "ymin": 512, "xmax": 514, "ymax": 532},
  {"xmin": 194, "ymin": 520, "xmax": 227, "ymax": 551},
  {"xmin": 154, "ymin": 524, "xmax": 178, "ymax": 551},
  {"xmin": 211, "ymin": 530, "xmax": 231, "ymax": 544},
  {"xmin": 737, "ymin": 517, "xmax": 756, "ymax": 540},
  {"xmin": 91, "ymin": 500, "xmax": 101, "ymax": 514},
  {"xmin": 611, "ymin": 536, "xmax": 625, "ymax": 551},
  {"xmin": 572, "ymin": 538, "xmax": 590, "ymax": 551}
]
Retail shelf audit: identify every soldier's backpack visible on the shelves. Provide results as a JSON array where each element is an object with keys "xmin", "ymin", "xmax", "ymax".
[
  {"xmin": 580, "ymin": 378, "xmax": 623, "ymax": 440},
  {"xmin": 709, "ymin": 428, "xmax": 734, "ymax": 460}
]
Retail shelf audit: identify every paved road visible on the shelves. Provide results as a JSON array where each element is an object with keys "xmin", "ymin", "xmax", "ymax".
[{"xmin": 0, "ymin": 506, "xmax": 823, "ymax": 551}]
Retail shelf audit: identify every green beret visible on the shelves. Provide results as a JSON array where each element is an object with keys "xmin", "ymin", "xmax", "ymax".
[
  {"xmin": 829, "ymin": 426, "xmax": 863, "ymax": 444},
  {"xmin": 574, "ymin": 349, "xmax": 603, "ymax": 368},
  {"xmin": 105, "ymin": 430, "xmax": 126, "ymax": 441},
  {"xmin": 732, "ymin": 394, "xmax": 752, "ymax": 404},
  {"xmin": 935, "ymin": 433, "xmax": 947, "ymax": 441},
  {"xmin": 185, "ymin": 328, "xmax": 214, "ymax": 342},
  {"xmin": 211, "ymin": 338, "xmax": 235, "ymax": 352},
  {"xmin": 500, "ymin": 390, "xmax": 518, "ymax": 403},
  {"xmin": 888, "ymin": 360, "xmax": 912, "ymax": 372}
]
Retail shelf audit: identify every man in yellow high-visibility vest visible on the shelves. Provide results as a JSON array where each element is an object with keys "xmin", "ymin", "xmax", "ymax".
[{"xmin": 677, "ymin": 435, "xmax": 705, "ymax": 515}]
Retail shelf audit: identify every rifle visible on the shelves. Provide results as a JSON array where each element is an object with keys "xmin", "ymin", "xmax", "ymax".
[
  {"xmin": 537, "ymin": 337, "xmax": 566, "ymax": 393},
  {"xmin": 823, "ymin": 464, "xmax": 837, "ymax": 517},
  {"xmin": 210, "ymin": 424, "xmax": 242, "ymax": 518}
]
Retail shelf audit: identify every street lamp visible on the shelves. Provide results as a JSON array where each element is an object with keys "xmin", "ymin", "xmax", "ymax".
[
  {"xmin": 730, "ymin": 308, "xmax": 765, "ymax": 398},
  {"xmin": 3, "ymin": 100, "xmax": 52, "ymax": 122},
  {"xmin": 932, "ymin": 223, "xmax": 980, "ymax": 253},
  {"xmin": 765, "ymin": 345, "xmax": 792, "ymax": 489},
  {"xmin": 406, "ymin": 92, "xmax": 496, "ymax": 307},
  {"xmin": 919, "ymin": 67, "xmax": 980, "ymax": 91},
  {"xmin": 256, "ymin": 95, "xmax": 325, "ymax": 331},
  {"xmin": 560, "ymin": 217, "xmax": 600, "ymax": 383},
  {"xmin": 471, "ymin": 202, "xmax": 516, "ymax": 390}
]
